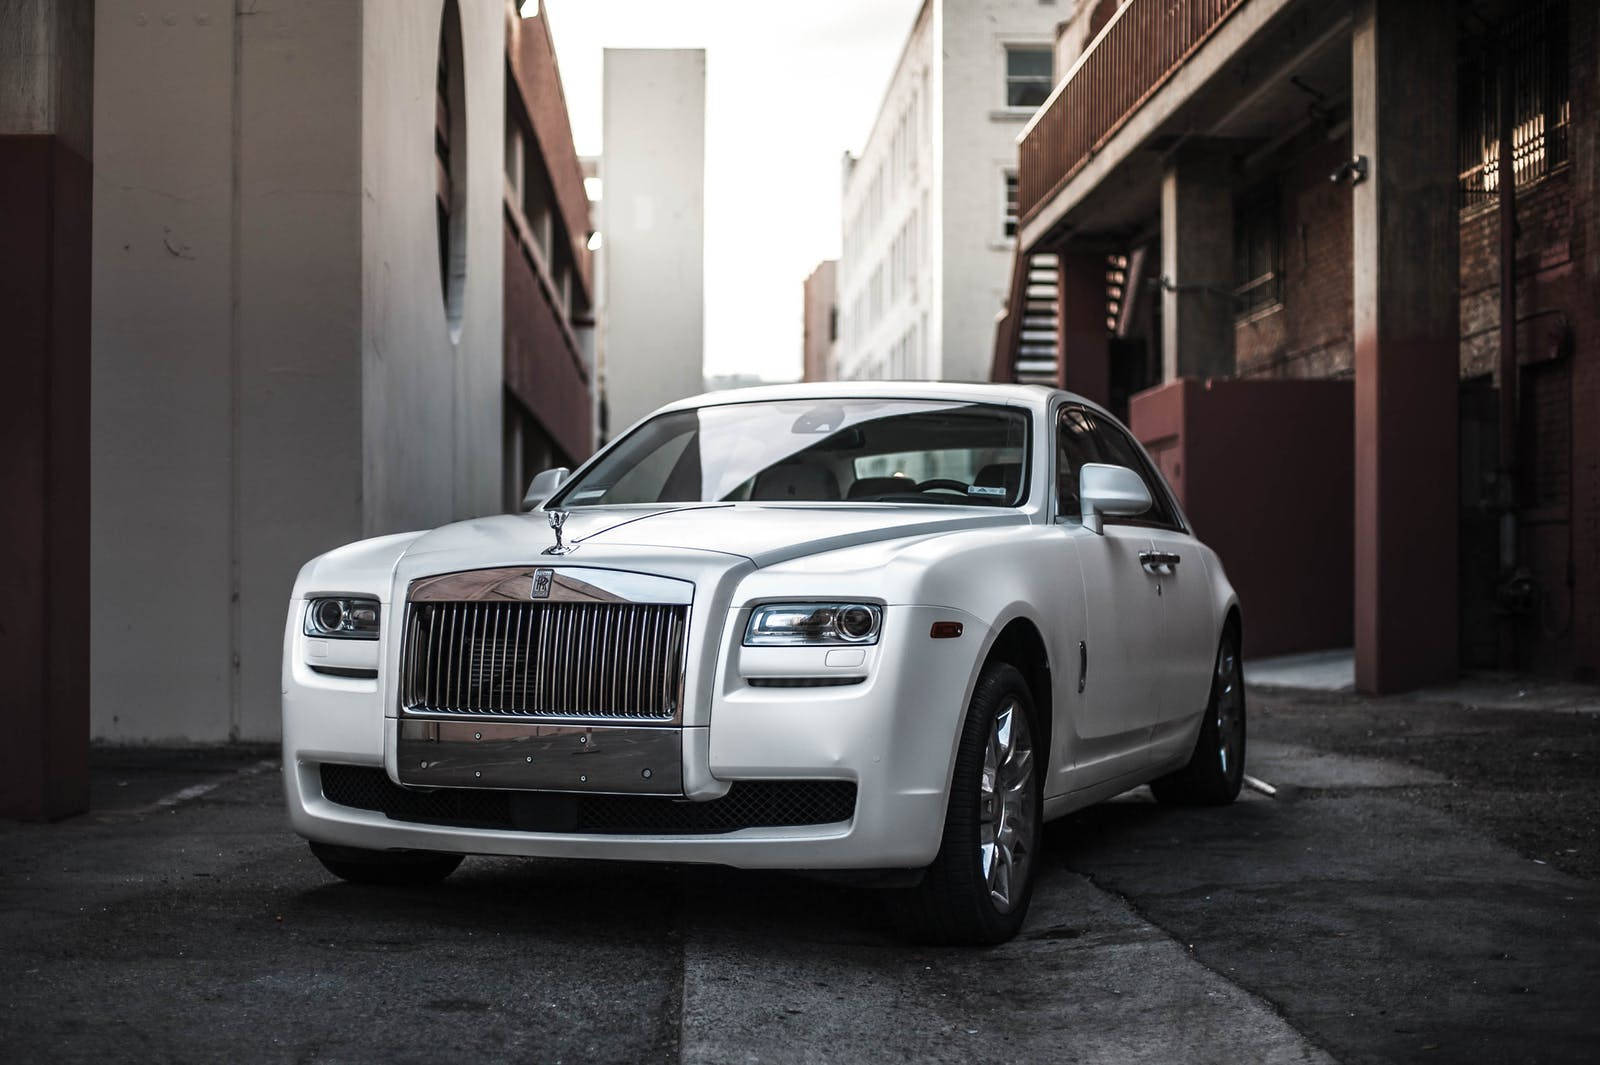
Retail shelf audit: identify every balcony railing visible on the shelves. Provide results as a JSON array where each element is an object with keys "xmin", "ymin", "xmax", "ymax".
[{"xmin": 1018, "ymin": 0, "xmax": 1248, "ymax": 230}]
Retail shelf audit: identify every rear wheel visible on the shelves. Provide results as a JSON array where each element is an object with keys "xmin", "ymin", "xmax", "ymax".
[
  {"xmin": 1150, "ymin": 628, "xmax": 1245, "ymax": 805},
  {"xmin": 309, "ymin": 841, "xmax": 464, "ymax": 886},
  {"xmin": 894, "ymin": 662, "xmax": 1042, "ymax": 945}
]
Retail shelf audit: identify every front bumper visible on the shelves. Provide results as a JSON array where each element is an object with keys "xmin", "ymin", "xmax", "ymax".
[{"xmin": 282, "ymin": 605, "xmax": 987, "ymax": 870}]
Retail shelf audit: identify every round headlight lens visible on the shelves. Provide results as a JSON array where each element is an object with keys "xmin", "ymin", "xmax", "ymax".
[
  {"xmin": 836, "ymin": 605, "xmax": 877, "ymax": 641},
  {"xmin": 313, "ymin": 599, "xmax": 347, "ymax": 634}
]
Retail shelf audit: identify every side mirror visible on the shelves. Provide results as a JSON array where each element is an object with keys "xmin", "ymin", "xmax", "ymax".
[
  {"xmin": 522, "ymin": 466, "xmax": 571, "ymax": 511},
  {"xmin": 1078, "ymin": 463, "xmax": 1151, "ymax": 535}
]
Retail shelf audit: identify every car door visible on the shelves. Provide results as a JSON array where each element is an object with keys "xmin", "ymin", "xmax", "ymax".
[
  {"xmin": 1054, "ymin": 406, "xmax": 1163, "ymax": 786},
  {"xmin": 1084, "ymin": 415, "xmax": 1218, "ymax": 759}
]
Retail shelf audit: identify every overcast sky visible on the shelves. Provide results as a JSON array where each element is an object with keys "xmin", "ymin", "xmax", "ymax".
[{"xmin": 543, "ymin": 0, "xmax": 924, "ymax": 382}]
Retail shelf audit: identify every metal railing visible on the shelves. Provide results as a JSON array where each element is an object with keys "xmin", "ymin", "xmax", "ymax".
[{"xmin": 1018, "ymin": 0, "xmax": 1248, "ymax": 229}]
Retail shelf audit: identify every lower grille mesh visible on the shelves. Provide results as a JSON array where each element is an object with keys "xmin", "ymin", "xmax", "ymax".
[{"xmin": 318, "ymin": 764, "xmax": 856, "ymax": 835}]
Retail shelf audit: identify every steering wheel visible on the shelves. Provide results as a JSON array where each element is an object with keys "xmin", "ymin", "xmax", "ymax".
[{"xmin": 915, "ymin": 478, "xmax": 970, "ymax": 495}]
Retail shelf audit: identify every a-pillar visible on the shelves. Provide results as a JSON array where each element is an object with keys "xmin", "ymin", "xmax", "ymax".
[
  {"xmin": 0, "ymin": 0, "xmax": 93, "ymax": 817},
  {"xmin": 1057, "ymin": 250, "xmax": 1110, "ymax": 408},
  {"xmin": 1160, "ymin": 144, "xmax": 1235, "ymax": 381},
  {"xmin": 1351, "ymin": 0, "xmax": 1459, "ymax": 692}
]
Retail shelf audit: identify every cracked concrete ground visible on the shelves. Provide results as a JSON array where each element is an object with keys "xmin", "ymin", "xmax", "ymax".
[{"xmin": 1, "ymin": 687, "xmax": 1595, "ymax": 1064}]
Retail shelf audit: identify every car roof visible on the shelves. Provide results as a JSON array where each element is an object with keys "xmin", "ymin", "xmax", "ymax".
[{"xmin": 659, "ymin": 380, "xmax": 1081, "ymax": 414}]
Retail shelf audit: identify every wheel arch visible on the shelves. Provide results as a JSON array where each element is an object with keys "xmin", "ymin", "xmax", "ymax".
[
  {"xmin": 973, "ymin": 613, "xmax": 1054, "ymax": 774},
  {"xmin": 1222, "ymin": 600, "xmax": 1242, "ymax": 645}
]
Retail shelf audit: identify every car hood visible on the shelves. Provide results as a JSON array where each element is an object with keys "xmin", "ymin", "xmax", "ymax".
[{"xmin": 400, "ymin": 503, "xmax": 1027, "ymax": 570}]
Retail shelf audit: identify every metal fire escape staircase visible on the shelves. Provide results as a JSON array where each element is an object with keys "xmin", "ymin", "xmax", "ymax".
[{"xmin": 992, "ymin": 251, "xmax": 1060, "ymax": 385}]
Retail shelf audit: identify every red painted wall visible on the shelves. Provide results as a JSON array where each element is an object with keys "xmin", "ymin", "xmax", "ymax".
[
  {"xmin": 1132, "ymin": 378, "xmax": 1354, "ymax": 660},
  {"xmin": 0, "ymin": 136, "xmax": 90, "ymax": 818}
]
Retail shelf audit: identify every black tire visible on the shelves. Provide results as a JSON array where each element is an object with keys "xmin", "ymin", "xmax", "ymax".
[
  {"xmin": 308, "ymin": 841, "xmax": 464, "ymax": 886},
  {"xmin": 893, "ymin": 662, "xmax": 1044, "ymax": 946},
  {"xmin": 1150, "ymin": 627, "xmax": 1245, "ymax": 806}
]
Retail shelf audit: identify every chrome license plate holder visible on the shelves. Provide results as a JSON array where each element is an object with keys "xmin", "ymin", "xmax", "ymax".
[{"xmin": 397, "ymin": 719, "xmax": 683, "ymax": 796}]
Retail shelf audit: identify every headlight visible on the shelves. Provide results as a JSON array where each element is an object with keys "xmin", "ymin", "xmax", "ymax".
[
  {"xmin": 744, "ymin": 602, "xmax": 883, "ymax": 646},
  {"xmin": 304, "ymin": 597, "xmax": 381, "ymax": 640}
]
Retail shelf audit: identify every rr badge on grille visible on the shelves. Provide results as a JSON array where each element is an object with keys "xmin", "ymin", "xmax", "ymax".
[{"xmin": 530, "ymin": 567, "xmax": 554, "ymax": 599}]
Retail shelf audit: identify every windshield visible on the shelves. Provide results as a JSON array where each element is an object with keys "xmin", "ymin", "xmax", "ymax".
[{"xmin": 552, "ymin": 399, "xmax": 1031, "ymax": 507}]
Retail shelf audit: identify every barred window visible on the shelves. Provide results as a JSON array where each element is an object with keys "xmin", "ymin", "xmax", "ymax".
[{"xmin": 1458, "ymin": 0, "xmax": 1569, "ymax": 209}]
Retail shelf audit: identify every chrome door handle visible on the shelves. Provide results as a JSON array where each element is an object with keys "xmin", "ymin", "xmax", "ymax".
[{"xmin": 1139, "ymin": 551, "xmax": 1181, "ymax": 573}]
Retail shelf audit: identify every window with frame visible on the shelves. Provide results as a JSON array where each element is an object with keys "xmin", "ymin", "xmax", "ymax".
[
  {"xmin": 1003, "ymin": 171, "xmax": 1020, "ymax": 239},
  {"xmin": 1233, "ymin": 186, "xmax": 1281, "ymax": 318},
  {"xmin": 434, "ymin": 0, "xmax": 468, "ymax": 337},
  {"xmin": 1004, "ymin": 46, "xmax": 1052, "ymax": 109},
  {"xmin": 1056, "ymin": 406, "xmax": 1178, "ymax": 529}
]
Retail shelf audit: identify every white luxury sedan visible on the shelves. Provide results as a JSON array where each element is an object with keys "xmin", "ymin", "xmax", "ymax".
[{"xmin": 282, "ymin": 382, "xmax": 1243, "ymax": 944}]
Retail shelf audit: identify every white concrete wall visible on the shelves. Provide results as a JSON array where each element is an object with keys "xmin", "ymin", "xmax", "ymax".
[
  {"xmin": 91, "ymin": 0, "xmax": 504, "ymax": 742},
  {"xmin": 93, "ymin": 0, "xmax": 261, "ymax": 743},
  {"xmin": 938, "ymin": 0, "xmax": 1059, "ymax": 383},
  {"xmin": 361, "ymin": 0, "xmax": 504, "ymax": 533},
  {"xmin": 235, "ymin": 1, "xmax": 366, "ymax": 742},
  {"xmin": 601, "ymin": 48, "xmax": 706, "ymax": 435}
]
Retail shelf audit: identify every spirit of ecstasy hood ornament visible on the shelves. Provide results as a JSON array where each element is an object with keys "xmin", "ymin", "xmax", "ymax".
[{"xmin": 543, "ymin": 509, "xmax": 571, "ymax": 556}]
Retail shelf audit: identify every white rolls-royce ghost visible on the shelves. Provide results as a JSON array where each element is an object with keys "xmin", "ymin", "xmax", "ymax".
[{"xmin": 282, "ymin": 382, "xmax": 1243, "ymax": 944}]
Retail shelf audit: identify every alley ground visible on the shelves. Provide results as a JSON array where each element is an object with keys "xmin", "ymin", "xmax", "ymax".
[{"xmin": 2, "ymin": 682, "xmax": 1596, "ymax": 1065}]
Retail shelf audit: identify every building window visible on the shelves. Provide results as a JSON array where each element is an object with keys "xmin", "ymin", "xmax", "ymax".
[
  {"xmin": 1003, "ymin": 171, "xmax": 1020, "ymax": 238},
  {"xmin": 1005, "ymin": 46, "xmax": 1052, "ymax": 109},
  {"xmin": 435, "ymin": 0, "xmax": 468, "ymax": 340},
  {"xmin": 1233, "ymin": 187, "xmax": 1280, "ymax": 318},
  {"xmin": 1457, "ymin": 0, "xmax": 1569, "ymax": 209}
]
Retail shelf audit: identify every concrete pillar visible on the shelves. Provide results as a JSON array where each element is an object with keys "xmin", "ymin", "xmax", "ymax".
[
  {"xmin": 1057, "ymin": 251, "xmax": 1110, "ymax": 407},
  {"xmin": 1351, "ymin": 0, "xmax": 1459, "ymax": 692},
  {"xmin": 0, "ymin": 0, "xmax": 93, "ymax": 818},
  {"xmin": 1160, "ymin": 145, "xmax": 1235, "ymax": 381}
]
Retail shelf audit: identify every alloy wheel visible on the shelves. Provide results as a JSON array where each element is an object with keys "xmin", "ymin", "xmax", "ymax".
[
  {"xmin": 1215, "ymin": 640, "xmax": 1244, "ymax": 777},
  {"xmin": 979, "ymin": 698, "xmax": 1037, "ymax": 914}
]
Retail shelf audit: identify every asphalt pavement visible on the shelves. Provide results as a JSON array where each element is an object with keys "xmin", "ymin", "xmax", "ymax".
[{"xmin": 2, "ymin": 684, "xmax": 1596, "ymax": 1064}]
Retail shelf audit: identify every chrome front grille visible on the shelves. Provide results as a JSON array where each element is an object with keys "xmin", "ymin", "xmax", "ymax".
[{"xmin": 399, "ymin": 600, "xmax": 687, "ymax": 720}]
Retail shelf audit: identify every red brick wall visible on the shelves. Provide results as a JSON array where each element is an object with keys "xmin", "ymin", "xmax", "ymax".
[
  {"xmin": 507, "ymin": 1, "xmax": 592, "ymax": 302},
  {"xmin": 1460, "ymin": 174, "xmax": 1575, "ymax": 379},
  {"xmin": 1454, "ymin": 1, "xmax": 1598, "ymax": 677},
  {"xmin": 1217, "ymin": 0, "xmax": 1598, "ymax": 678},
  {"xmin": 504, "ymin": 220, "xmax": 592, "ymax": 463},
  {"xmin": 1233, "ymin": 131, "xmax": 1354, "ymax": 380}
]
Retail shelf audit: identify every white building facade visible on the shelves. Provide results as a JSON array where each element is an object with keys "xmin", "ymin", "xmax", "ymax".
[
  {"xmin": 599, "ymin": 48, "xmax": 707, "ymax": 440},
  {"xmin": 89, "ymin": 0, "xmax": 510, "ymax": 743},
  {"xmin": 836, "ymin": 0, "xmax": 1062, "ymax": 384}
]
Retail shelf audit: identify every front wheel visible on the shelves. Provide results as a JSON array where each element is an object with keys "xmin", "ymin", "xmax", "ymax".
[
  {"xmin": 893, "ymin": 662, "xmax": 1043, "ymax": 945},
  {"xmin": 309, "ymin": 841, "xmax": 464, "ymax": 886},
  {"xmin": 1150, "ymin": 628, "xmax": 1245, "ymax": 805}
]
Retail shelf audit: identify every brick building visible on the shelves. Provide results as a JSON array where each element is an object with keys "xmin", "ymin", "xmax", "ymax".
[
  {"xmin": 504, "ymin": 2, "xmax": 598, "ymax": 502},
  {"xmin": 993, "ymin": 0, "xmax": 1598, "ymax": 687},
  {"xmin": 802, "ymin": 260, "xmax": 839, "ymax": 382}
]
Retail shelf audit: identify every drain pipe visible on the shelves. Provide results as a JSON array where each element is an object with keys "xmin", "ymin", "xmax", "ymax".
[{"xmin": 1496, "ymin": 37, "xmax": 1520, "ymax": 667}]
